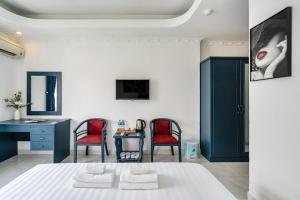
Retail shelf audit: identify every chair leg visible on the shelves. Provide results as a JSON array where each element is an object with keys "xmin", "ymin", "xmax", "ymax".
[
  {"xmin": 85, "ymin": 146, "xmax": 89, "ymax": 156},
  {"xmin": 105, "ymin": 142, "xmax": 109, "ymax": 156},
  {"xmin": 178, "ymin": 144, "xmax": 182, "ymax": 162},
  {"xmin": 171, "ymin": 146, "xmax": 174, "ymax": 156},
  {"xmin": 101, "ymin": 145, "xmax": 105, "ymax": 163},
  {"xmin": 74, "ymin": 143, "xmax": 77, "ymax": 163},
  {"xmin": 151, "ymin": 144, "xmax": 154, "ymax": 162}
]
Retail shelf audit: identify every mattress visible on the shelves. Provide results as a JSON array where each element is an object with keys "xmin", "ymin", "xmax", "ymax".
[{"xmin": 0, "ymin": 162, "xmax": 236, "ymax": 200}]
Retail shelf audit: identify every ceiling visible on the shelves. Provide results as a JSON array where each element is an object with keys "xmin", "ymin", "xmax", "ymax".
[
  {"xmin": 0, "ymin": 0, "xmax": 249, "ymax": 41},
  {"xmin": 0, "ymin": 0, "xmax": 194, "ymax": 19}
]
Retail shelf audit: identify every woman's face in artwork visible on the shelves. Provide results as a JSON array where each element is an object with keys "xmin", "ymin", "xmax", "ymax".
[{"xmin": 255, "ymin": 33, "xmax": 283, "ymax": 68}]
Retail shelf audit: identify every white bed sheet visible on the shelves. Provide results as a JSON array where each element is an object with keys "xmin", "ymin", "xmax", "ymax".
[{"xmin": 0, "ymin": 162, "xmax": 236, "ymax": 200}]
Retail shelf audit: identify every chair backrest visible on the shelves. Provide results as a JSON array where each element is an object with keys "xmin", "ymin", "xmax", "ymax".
[
  {"xmin": 153, "ymin": 119, "xmax": 171, "ymax": 135},
  {"xmin": 87, "ymin": 119, "xmax": 106, "ymax": 135}
]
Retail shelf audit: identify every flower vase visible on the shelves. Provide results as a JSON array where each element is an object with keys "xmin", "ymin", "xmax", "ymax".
[{"xmin": 14, "ymin": 109, "xmax": 21, "ymax": 120}]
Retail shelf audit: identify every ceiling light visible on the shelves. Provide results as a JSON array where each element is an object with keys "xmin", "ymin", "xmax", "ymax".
[
  {"xmin": 203, "ymin": 9, "xmax": 213, "ymax": 16},
  {"xmin": 16, "ymin": 31, "xmax": 22, "ymax": 35}
]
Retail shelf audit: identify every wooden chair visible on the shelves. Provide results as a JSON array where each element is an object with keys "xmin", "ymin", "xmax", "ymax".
[
  {"xmin": 150, "ymin": 118, "xmax": 182, "ymax": 162},
  {"xmin": 73, "ymin": 118, "xmax": 109, "ymax": 163}
]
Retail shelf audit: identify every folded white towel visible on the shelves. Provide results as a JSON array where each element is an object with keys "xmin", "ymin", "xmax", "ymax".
[
  {"xmin": 130, "ymin": 165, "xmax": 150, "ymax": 175},
  {"xmin": 119, "ymin": 182, "xmax": 158, "ymax": 190},
  {"xmin": 73, "ymin": 181, "xmax": 112, "ymax": 188},
  {"xmin": 120, "ymin": 170, "xmax": 158, "ymax": 183},
  {"xmin": 86, "ymin": 163, "xmax": 105, "ymax": 174},
  {"xmin": 73, "ymin": 170, "xmax": 115, "ymax": 184}
]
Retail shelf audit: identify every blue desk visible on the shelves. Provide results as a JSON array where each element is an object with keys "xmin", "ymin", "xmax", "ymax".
[{"xmin": 0, "ymin": 119, "xmax": 70, "ymax": 163}]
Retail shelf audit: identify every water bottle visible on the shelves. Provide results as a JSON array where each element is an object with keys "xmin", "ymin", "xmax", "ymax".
[{"xmin": 118, "ymin": 120, "xmax": 122, "ymax": 128}]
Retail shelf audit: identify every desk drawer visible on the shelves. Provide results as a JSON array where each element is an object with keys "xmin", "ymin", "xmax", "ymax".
[
  {"xmin": 31, "ymin": 141, "xmax": 54, "ymax": 150},
  {"xmin": 31, "ymin": 134, "xmax": 54, "ymax": 142},
  {"xmin": 30, "ymin": 127, "xmax": 53, "ymax": 135}
]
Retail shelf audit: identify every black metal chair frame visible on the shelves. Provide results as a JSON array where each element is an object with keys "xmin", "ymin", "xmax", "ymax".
[
  {"xmin": 150, "ymin": 118, "xmax": 182, "ymax": 162},
  {"xmin": 73, "ymin": 118, "xmax": 109, "ymax": 163}
]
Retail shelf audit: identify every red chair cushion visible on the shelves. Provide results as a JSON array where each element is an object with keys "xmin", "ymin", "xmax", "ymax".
[
  {"xmin": 77, "ymin": 135, "xmax": 102, "ymax": 144},
  {"xmin": 153, "ymin": 135, "xmax": 178, "ymax": 144},
  {"xmin": 154, "ymin": 120, "xmax": 170, "ymax": 135},
  {"xmin": 87, "ymin": 120, "xmax": 104, "ymax": 135}
]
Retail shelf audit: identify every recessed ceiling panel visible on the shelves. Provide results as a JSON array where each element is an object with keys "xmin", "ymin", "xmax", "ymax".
[
  {"xmin": 0, "ymin": 0, "xmax": 249, "ymax": 41},
  {"xmin": 1, "ymin": 0, "xmax": 194, "ymax": 19}
]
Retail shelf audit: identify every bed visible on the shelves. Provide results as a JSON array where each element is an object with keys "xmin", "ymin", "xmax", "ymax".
[{"xmin": 0, "ymin": 163, "xmax": 236, "ymax": 200}]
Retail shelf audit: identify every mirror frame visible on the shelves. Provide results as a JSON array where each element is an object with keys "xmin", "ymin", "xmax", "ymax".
[{"xmin": 27, "ymin": 71, "xmax": 62, "ymax": 116}]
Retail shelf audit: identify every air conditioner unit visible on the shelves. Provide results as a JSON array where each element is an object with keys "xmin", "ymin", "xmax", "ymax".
[{"xmin": 0, "ymin": 37, "xmax": 25, "ymax": 58}]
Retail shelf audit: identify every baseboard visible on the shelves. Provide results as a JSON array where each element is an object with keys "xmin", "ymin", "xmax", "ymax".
[
  {"xmin": 208, "ymin": 156, "xmax": 249, "ymax": 162},
  {"xmin": 18, "ymin": 148, "xmax": 184, "ymax": 156},
  {"xmin": 73, "ymin": 148, "xmax": 182, "ymax": 155},
  {"xmin": 201, "ymin": 152, "xmax": 249, "ymax": 162},
  {"xmin": 18, "ymin": 150, "xmax": 52, "ymax": 155},
  {"xmin": 247, "ymin": 192, "xmax": 256, "ymax": 200}
]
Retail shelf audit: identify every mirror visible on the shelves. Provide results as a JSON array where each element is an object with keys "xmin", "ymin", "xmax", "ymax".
[{"xmin": 27, "ymin": 72, "xmax": 62, "ymax": 115}]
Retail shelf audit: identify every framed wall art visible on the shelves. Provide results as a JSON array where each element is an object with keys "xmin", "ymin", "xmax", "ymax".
[{"xmin": 250, "ymin": 7, "xmax": 292, "ymax": 81}]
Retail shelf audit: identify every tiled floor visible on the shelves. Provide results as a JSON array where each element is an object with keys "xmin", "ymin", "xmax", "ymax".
[{"xmin": 0, "ymin": 154, "xmax": 249, "ymax": 200}]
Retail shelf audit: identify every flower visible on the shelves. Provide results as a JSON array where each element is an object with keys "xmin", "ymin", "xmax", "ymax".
[
  {"xmin": 14, "ymin": 101, "xmax": 23, "ymax": 106},
  {"xmin": 3, "ymin": 91, "xmax": 32, "ymax": 110}
]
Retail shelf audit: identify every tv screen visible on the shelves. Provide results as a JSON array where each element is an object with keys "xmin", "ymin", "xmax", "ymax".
[{"xmin": 116, "ymin": 80, "xmax": 149, "ymax": 100}]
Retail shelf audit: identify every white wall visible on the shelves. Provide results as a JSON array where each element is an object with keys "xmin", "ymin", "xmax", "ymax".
[
  {"xmin": 16, "ymin": 36, "xmax": 200, "ymax": 153},
  {"xmin": 0, "ymin": 55, "xmax": 19, "ymax": 121},
  {"xmin": 200, "ymin": 40, "xmax": 249, "ymax": 61},
  {"xmin": 249, "ymin": 1, "xmax": 300, "ymax": 200}
]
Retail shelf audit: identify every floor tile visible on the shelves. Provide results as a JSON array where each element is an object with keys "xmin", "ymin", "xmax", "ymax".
[
  {"xmin": 0, "ymin": 176, "xmax": 16, "ymax": 188},
  {"xmin": 217, "ymin": 176, "xmax": 249, "ymax": 200}
]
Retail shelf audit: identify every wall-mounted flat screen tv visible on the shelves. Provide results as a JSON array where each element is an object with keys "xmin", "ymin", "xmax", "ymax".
[{"xmin": 116, "ymin": 80, "xmax": 149, "ymax": 100}]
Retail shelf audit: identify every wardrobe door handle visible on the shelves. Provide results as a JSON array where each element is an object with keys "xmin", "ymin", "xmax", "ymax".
[{"xmin": 237, "ymin": 105, "xmax": 240, "ymax": 114}]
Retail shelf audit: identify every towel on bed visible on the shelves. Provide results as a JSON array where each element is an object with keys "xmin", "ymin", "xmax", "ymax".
[
  {"xmin": 73, "ymin": 170, "xmax": 115, "ymax": 184},
  {"xmin": 119, "ymin": 169, "xmax": 159, "ymax": 190},
  {"xmin": 120, "ymin": 170, "xmax": 158, "ymax": 183},
  {"xmin": 85, "ymin": 163, "xmax": 105, "ymax": 175},
  {"xmin": 119, "ymin": 182, "xmax": 158, "ymax": 190}
]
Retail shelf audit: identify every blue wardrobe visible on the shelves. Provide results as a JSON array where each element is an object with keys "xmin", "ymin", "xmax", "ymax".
[{"xmin": 200, "ymin": 57, "xmax": 249, "ymax": 162}]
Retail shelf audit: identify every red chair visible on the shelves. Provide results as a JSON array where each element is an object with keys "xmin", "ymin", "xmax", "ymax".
[
  {"xmin": 150, "ymin": 118, "xmax": 182, "ymax": 162},
  {"xmin": 73, "ymin": 118, "xmax": 109, "ymax": 163}
]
